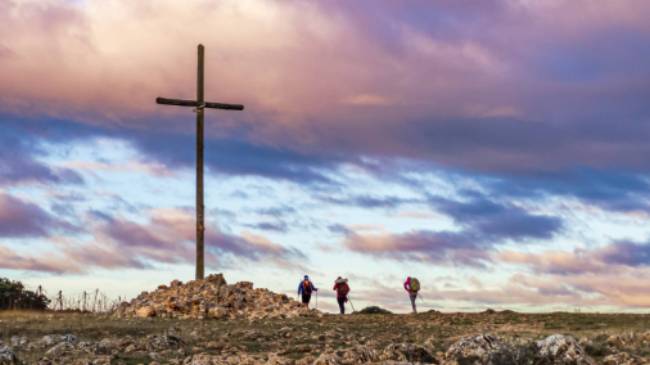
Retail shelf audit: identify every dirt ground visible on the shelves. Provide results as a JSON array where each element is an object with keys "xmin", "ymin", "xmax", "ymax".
[{"xmin": 1, "ymin": 310, "xmax": 650, "ymax": 364}]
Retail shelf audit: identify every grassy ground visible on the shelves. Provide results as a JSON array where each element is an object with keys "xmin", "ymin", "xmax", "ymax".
[{"xmin": 2, "ymin": 310, "xmax": 650, "ymax": 363}]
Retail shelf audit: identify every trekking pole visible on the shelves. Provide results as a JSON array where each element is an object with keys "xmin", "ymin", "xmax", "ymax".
[
  {"xmin": 315, "ymin": 291, "xmax": 318, "ymax": 309},
  {"xmin": 348, "ymin": 297, "xmax": 356, "ymax": 312}
]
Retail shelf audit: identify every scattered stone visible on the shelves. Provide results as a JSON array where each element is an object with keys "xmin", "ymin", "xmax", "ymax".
[
  {"xmin": 602, "ymin": 352, "xmax": 647, "ymax": 365},
  {"xmin": 313, "ymin": 345, "xmax": 380, "ymax": 364},
  {"xmin": 536, "ymin": 334, "xmax": 596, "ymax": 365},
  {"xmin": 44, "ymin": 342, "xmax": 75, "ymax": 358},
  {"xmin": 9, "ymin": 336, "xmax": 26, "ymax": 348},
  {"xmin": 61, "ymin": 334, "xmax": 78, "ymax": 344},
  {"xmin": 0, "ymin": 346, "xmax": 17, "ymax": 365},
  {"xmin": 39, "ymin": 335, "xmax": 58, "ymax": 348},
  {"xmin": 380, "ymin": 343, "xmax": 438, "ymax": 363},
  {"xmin": 445, "ymin": 334, "xmax": 518, "ymax": 365}
]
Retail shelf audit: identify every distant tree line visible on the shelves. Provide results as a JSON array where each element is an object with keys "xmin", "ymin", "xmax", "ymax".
[{"xmin": 0, "ymin": 277, "xmax": 50, "ymax": 310}]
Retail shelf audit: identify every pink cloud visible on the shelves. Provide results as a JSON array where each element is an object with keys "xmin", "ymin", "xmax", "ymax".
[
  {"xmin": 499, "ymin": 240, "xmax": 650, "ymax": 275},
  {"xmin": 0, "ymin": 206, "xmax": 303, "ymax": 274},
  {"xmin": 2, "ymin": 0, "xmax": 650, "ymax": 175},
  {"xmin": 344, "ymin": 230, "xmax": 489, "ymax": 267},
  {"xmin": 0, "ymin": 246, "xmax": 80, "ymax": 274}
]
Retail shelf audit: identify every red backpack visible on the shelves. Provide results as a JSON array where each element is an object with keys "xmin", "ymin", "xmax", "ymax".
[
  {"xmin": 337, "ymin": 283, "xmax": 350, "ymax": 297},
  {"xmin": 302, "ymin": 280, "xmax": 313, "ymax": 294}
]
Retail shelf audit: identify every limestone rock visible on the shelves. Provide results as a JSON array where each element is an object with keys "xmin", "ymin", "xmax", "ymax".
[
  {"xmin": 380, "ymin": 343, "xmax": 437, "ymax": 363},
  {"xmin": 44, "ymin": 342, "xmax": 75, "ymax": 358},
  {"xmin": 0, "ymin": 346, "xmax": 17, "ymax": 365},
  {"xmin": 535, "ymin": 334, "xmax": 596, "ymax": 365},
  {"xmin": 444, "ymin": 334, "xmax": 517, "ymax": 365},
  {"xmin": 9, "ymin": 337, "xmax": 26, "ymax": 349},
  {"xmin": 136, "ymin": 305, "xmax": 156, "ymax": 318}
]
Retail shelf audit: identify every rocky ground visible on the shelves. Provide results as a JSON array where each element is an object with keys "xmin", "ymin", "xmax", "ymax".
[
  {"xmin": 2, "ymin": 309, "xmax": 650, "ymax": 364},
  {"xmin": 2, "ymin": 276, "xmax": 650, "ymax": 364}
]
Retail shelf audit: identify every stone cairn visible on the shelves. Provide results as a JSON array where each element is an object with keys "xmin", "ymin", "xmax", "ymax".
[{"xmin": 113, "ymin": 274, "xmax": 316, "ymax": 320}]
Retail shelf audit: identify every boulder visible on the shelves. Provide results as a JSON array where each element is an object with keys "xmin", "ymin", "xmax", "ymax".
[
  {"xmin": 136, "ymin": 306, "xmax": 156, "ymax": 318},
  {"xmin": 9, "ymin": 337, "xmax": 26, "ymax": 348},
  {"xmin": 380, "ymin": 343, "xmax": 438, "ymax": 363},
  {"xmin": 44, "ymin": 342, "xmax": 75, "ymax": 358},
  {"xmin": 0, "ymin": 346, "xmax": 17, "ymax": 365},
  {"xmin": 444, "ymin": 334, "xmax": 517, "ymax": 365},
  {"xmin": 536, "ymin": 334, "xmax": 596, "ymax": 365},
  {"xmin": 313, "ymin": 345, "xmax": 380, "ymax": 364}
]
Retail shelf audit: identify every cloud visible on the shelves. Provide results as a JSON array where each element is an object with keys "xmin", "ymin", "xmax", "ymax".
[
  {"xmin": 431, "ymin": 193, "xmax": 564, "ymax": 241},
  {"xmin": 0, "ymin": 116, "xmax": 84, "ymax": 186},
  {"xmin": 0, "ymin": 192, "xmax": 72, "ymax": 238},
  {"xmin": 129, "ymin": 128, "xmax": 342, "ymax": 183},
  {"xmin": 317, "ymin": 194, "xmax": 418, "ymax": 210},
  {"xmin": 500, "ymin": 239, "xmax": 650, "ymax": 275},
  {"xmin": 0, "ymin": 207, "xmax": 305, "ymax": 274},
  {"xmin": 245, "ymin": 221, "xmax": 288, "ymax": 233},
  {"xmin": 344, "ymin": 230, "xmax": 489, "ymax": 267},
  {"xmin": 1, "ymin": 0, "xmax": 650, "ymax": 181},
  {"xmin": 0, "ymin": 246, "xmax": 73, "ymax": 274},
  {"xmin": 1, "ymin": 0, "xmax": 650, "ymax": 219},
  {"xmin": 485, "ymin": 169, "xmax": 650, "ymax": 212},
  {"xmin": 338, "ymin": 189, "xmax": 564, "ymax": 266},
  {"xmin": 95, "ymin": 208, "xmax": 305, "ymax": 266}
]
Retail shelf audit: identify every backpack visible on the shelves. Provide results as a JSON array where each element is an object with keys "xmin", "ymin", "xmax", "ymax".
[
  {"xmin": 338, "ymin": 283, "xmax": 350, "ymax": 297},
  {"xmin": 410, "ymin": 277, "xmax": 420, "ymax": 292},
  {"xmin": 302, "ymin": 280, "xmax": 313, "ymax": 294}
]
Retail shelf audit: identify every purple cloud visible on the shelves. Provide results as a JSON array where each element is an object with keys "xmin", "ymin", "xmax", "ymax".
[
  {"xmin": 431, "ymin": 194, "xmax": 564, "ymax": 241},
  {"xmin": 0, "ymin": 193, "xmax": 63, "ymax": 238},
  {"xmin": 95, "ymin": 209, "xmax": 305, "ymax": 268}
]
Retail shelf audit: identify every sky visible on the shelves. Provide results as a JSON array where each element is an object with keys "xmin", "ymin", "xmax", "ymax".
[{"xmin": 1, "ymin": 0, "xmax": 650, "ymax": 313}]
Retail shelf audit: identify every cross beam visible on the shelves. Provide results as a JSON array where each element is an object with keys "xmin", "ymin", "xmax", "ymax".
[{"xmin": 156, "ymin": 44, "xmax": 244, "ymax": 280}]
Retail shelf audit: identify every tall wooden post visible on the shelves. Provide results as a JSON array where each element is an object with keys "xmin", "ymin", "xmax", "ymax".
[
  {"xmin": 196, "ymin": 44, "xmax": 205, "ymax": 280},
  {"xmin": 156, "ymin": 44, "xmax": 244, "ymax": 281}
]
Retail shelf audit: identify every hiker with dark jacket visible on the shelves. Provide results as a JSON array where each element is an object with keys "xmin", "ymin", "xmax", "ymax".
[
  {"xmin": 404, "ymin": 276, "xmax": 420, "ymax": 313},
  {"xmin": 333, "ymin": 277, "xmax": 350, "ymax": 314},
  {"xmin": 298, "ymin": 275, "xmax": 318, "ymax": 307}
]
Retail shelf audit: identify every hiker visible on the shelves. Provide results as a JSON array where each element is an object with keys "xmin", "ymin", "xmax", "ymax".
[
  {"xmin": 297, "ymin": 275, "xmax": 318, "ymax": 307},
  {"xmin": 403, "ymin": 276, "xmax": 420, "ymax": 313},
  {"xmin": 333, "ymin": 276, "xmax": 350, "ymax": 314}
]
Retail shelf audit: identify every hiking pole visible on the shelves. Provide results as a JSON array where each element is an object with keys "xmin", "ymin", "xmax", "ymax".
[
  {"xmin": 315, "ymin": 291, "xmax": 318, "ymax": 309},
  {"xmin": 348, "ymin": 297, "xmax": 356, "ymax": 312}
]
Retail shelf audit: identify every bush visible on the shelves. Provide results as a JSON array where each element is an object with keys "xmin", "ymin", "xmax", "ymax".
[
  {"xmin": 0, "ymin": 277, "xmax": 50, "ymax": 310},
  {"xmin": 355, "ymin": 306, "xmax": 393, "ymax": 315}
]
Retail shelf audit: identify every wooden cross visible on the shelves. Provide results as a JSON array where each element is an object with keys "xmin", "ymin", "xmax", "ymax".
[{"xmin": 156, "ymin": 44, "xmax": 244, "ymax": 280}]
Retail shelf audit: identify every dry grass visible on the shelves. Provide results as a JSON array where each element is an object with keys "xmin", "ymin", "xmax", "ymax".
[{"xmin": 2, "ymin": 310, "xmax": 650, "ymax": 363}]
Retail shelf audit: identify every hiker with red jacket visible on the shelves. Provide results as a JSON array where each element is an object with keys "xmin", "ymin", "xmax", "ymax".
[
  {"xmin": 298, "ymin": 275, "xmax": 318, "ymax": 307},
  {"xmin": 404, "ymin": 276, "xmax": 420, "ymax": 313},
  {"xmin": 333, "ymin": 277, "xmax": 350, "ymax": 314}
]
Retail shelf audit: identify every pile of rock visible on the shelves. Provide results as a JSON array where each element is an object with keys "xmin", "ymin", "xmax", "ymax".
[{"xmin": 113, "ymin": 274, "xmax": 316, "ymax": 320}]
